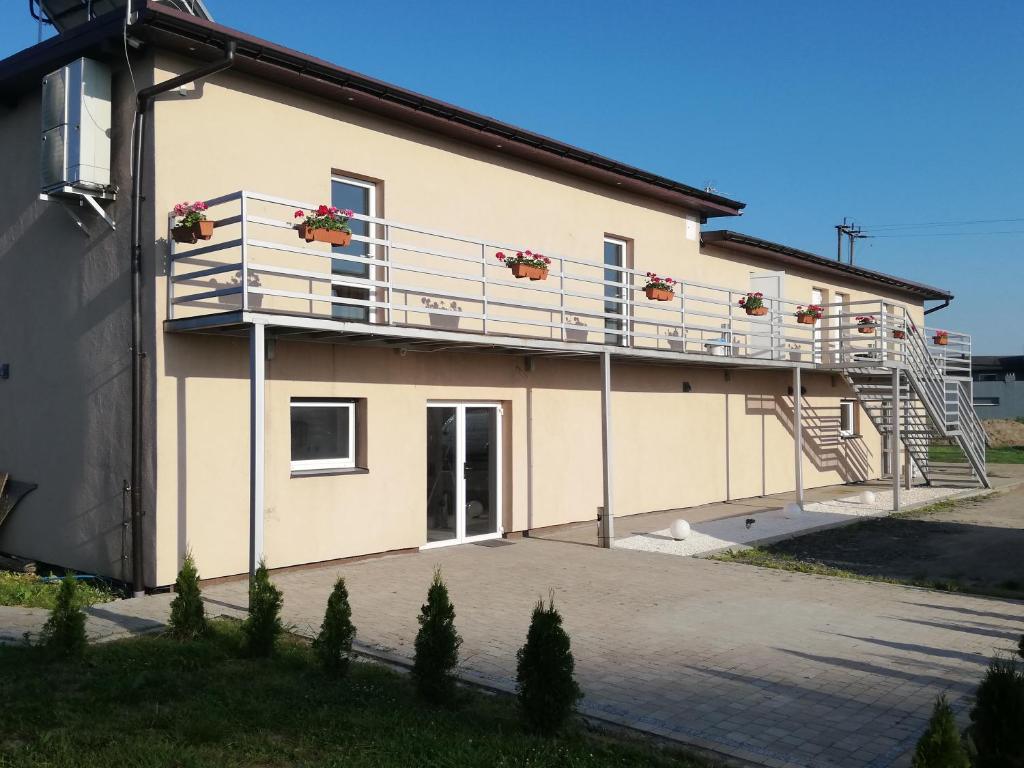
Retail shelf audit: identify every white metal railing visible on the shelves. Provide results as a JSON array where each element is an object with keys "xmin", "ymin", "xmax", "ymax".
[{"xmin": 166, "ymin": 191, "xmax": 972, "ymax": 377}]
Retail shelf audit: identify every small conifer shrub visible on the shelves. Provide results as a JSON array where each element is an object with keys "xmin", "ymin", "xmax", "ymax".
[
  {"xmin": 412, "ymin": 568, "xmax": 462, "ymax": 704},
  {"xmin": 516, "ymin": 593, "xmax": 582, "ymax": 734},
  {"xmin": 968, "ymin": 657, "xmax": 1024, "ymax": 768},
  {"xmin": 167, "ymin": 551, "xmax": 207, "ymax": 640},
  {"xmin": 912, "ymin": 695, "xmax": 969, "ymax": 768},
  {"xmin": 314, "ymin": 576, "xmax": 356, "ymax": 675},
  {"xmin": 40, "ymin": 574, "xmax": 87, "ymax": 658},
  {"xmin": 242, "ymin": 560, "xmax": 283, "ymax": 657}
]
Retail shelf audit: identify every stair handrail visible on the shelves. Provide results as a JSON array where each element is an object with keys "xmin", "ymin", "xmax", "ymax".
[{"xmin": 900, "ymin": 321, "xmax": 950, "ymax": 429}]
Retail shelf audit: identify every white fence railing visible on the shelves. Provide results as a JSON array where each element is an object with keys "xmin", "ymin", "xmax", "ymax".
[{"xmin": 167, "ymin": 191, "xmax": 971, "ymax": 374}]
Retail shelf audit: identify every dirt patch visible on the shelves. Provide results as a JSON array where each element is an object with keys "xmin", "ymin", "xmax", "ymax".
[
  {"xmin": 984, "ymin": 418, "xmax": 1024, "ymax": 448},
  {"xmin": 752, "ymin": 491, "xmax": 1024, "ymax": 597}
]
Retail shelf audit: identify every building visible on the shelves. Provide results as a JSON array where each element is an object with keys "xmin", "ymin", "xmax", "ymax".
[
  {"xmin": 972, "ymin": 356, "xmax": 1024, "ymax": 419},
  {"xmin": 0, "ymin": 1, "xmax": 988, "ymax": 591}
]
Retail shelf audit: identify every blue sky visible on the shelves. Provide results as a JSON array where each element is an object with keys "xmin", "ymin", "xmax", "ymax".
[{"xmin": 6, "ymin": 1, "xmax": 1023, "ymax": 353}]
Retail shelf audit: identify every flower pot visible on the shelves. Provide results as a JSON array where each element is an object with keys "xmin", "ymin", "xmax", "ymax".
[
  {"xmin": 796, "ymin": 314, "xmax": 816, "ymax": 325},
  {"xmin": 298, "ymin": 224, "xmax": 352, "ymax": 246},
  {"xmin": 171, "ymin": 220, "xmax": 216, "ymax": 244},
  {"xmin": 509, "ymin": 263, "xmax": 548, "ymax": 281},
  {"xmin": 858, "ymin": 326, "xmax": 876, "ymax": 335},
  {"xmin": 645, "ymin": 286, "xmax": 674, "ymax": 302},
  {"xmin": 893, "ymin": 330, "xmax": 906, "ymax": 339},
  {"xmin": 745, "ymin": 306, "xmax": 768, "ymax": 316},
  {"xmin": 934, "ymin": 335, "xmax": 949, "ymax": 346}
]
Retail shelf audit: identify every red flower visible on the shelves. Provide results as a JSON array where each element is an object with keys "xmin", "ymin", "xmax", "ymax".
[
  {"xmin": 316, "ymin": 205, "xmax": 330, "ymax": 215},
  {"xmin": 496, "ymin": 252, "xmax": 506, "ymax": 261},
  {"xmin": 516, "ymin": 252, "xmax": 523, "ymax": 258},
  {"xmin": 294, "ymin": 210, "xmax": 306, "ymax": 218}
]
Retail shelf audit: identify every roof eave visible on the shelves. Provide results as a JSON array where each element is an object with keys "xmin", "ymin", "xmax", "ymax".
[
  {"xmin": 702, "ymin": 230, "xmax": 953, "ymax": 302},
  {"xmin": 0, "ymin": 2, "xmax": 745, "ymax": 219}
]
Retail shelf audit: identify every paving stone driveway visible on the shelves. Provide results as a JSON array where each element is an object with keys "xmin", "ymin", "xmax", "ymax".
[{"xmin": 193, "ymin": 539, "xmax": 1023, "ymax": 768}]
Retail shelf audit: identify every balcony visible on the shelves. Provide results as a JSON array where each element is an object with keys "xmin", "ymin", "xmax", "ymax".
[{"xmin": 165, "ymin": 190, "xmax": 969, "ymax": 374}]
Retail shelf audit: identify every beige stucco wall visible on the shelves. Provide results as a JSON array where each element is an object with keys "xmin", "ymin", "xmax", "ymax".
[
  {"xmin": 159, "ymin": 336, "xmax": 883, "ymax": 585},
  {"xmin": 0, "ymin": 58, "xmax": 154, "ymax": 579}
]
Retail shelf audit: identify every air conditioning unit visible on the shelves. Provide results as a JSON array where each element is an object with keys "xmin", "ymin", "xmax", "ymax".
[{"xmin": 41, "ymin": 57, "xmax": 112, "ymax": 194}]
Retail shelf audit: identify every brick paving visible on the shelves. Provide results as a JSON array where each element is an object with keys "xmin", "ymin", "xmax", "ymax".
[
  {"xmin": 4, "ymin": 537, "xmax": 1022, "ymax": 767},
  {"xmin": 201, "ymin": 540, "xmax": 1021, "ymax": 768}
]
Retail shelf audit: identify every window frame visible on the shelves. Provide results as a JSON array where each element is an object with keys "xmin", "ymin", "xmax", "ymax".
[
  {"xmin": 329, "ymin": 174, "xmax": 379, "ymax": 324},
  {"xmin": 603, "ymin": 236, "xmax": 629, "ymax": 346},
  {"xmin": 289, "ymin": 399, "xmax": 357, "ymax": 472},
  {"xmin": 839, "ymin": 399, "xmax": 856, "ymax": 438}
]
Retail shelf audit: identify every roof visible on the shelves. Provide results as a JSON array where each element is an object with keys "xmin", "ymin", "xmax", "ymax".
[
  {"xmin": 701, "ymin": 230, "xmax": 953, "ymax": 302},
  {"xmin": 0, "ymin": 1, "xmax": 745, "ymax": 219}
]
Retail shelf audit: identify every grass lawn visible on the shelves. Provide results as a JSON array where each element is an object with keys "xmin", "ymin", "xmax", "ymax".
[
  {"xmin": 0, "ymin": 620, "xmax": 707, "ymax": 768},
  {"xmin": 929, "ymin": 444, "xmax": 1024, "ymax": 464},
  {"xmin": 714, "ymin": 548, "xmax": 963, "ymax": 592},
  {"xmin": 0, "ymin": 572, "xmax": 115, "ymax": 609}
]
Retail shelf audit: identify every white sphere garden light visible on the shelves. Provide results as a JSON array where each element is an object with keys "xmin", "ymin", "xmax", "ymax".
[{"xmin": 670, "ymin": 519, "xmax": 691, "ymax": 541}]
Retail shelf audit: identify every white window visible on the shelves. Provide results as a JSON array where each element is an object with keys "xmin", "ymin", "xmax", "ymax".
[
  {"xmin": 290, "ymin": 400, "xmax": 356, "ymax": 471},
  {"xmin": 839, "ymin": 400, "xmax": 856, "ymax": 437}
]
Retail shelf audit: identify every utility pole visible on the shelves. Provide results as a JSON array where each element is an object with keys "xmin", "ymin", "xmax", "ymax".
[{"xmin": 834, "ymin": 219, "xmax": 868, "ymax": 265}]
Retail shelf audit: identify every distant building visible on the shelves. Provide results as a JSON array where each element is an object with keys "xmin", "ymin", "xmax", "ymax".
[{"xmin": 972, "ymin": 356, "xmax": 1024, "ymax": 419}]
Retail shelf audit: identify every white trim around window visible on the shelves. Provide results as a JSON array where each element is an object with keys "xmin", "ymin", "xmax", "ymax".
[
  {"xmin": 839, "ymin": 399, "xmax": 856, "ymax": 438},
  {"xmin": 290, "ymin": 400, "xmax": 357, "ymax": 471}
]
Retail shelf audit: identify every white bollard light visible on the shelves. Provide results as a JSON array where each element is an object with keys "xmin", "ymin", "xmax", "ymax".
[
  {"xmin": 859, "ymin": 491, "xmax": 876, "ymax": 505},
  {"xmin": 670, "ymin": 519, "xmax": 691, "ymax": 541},
  {"xmin": 784, "ymin": 502, "xmax": 803, "ymax": 516}
]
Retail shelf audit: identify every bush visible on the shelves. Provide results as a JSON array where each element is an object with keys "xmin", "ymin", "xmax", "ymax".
[
  {"xmin": 912, "ymin": 695, "xmax": 968, "ymax": 768},
  {"xmin": 242, "ymin": 560, "xmax": 283, "ymax": 657},
  {"xmin": 313, "ymin": 576, "xmax": 356, "ymax": 675},
  {"xmin": 412, "ymin": 568, "xmax": 462, "ymax": 704},
  {"xmin": 968, "ymin": 657, "xmax": 1024, "ymax": 768},
  {"xmin": 516, "ymin": 594, "xmax": 582, "ymax": 735},
  {"xmin": 167, "ymin": 552, "xmax": 207, "ymax": 640},
  {"xmin": 40, "ymin": 574, "xmax": 87, "ymax": 658}
]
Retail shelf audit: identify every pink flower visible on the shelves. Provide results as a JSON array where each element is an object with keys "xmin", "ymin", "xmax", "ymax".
[
  {"xmin": 524, "ymin": 250, "xmax": 532, "ymax": 256},
  {"xmin": 516, "ymin": 252, "xmax": 523, "ymax": 258},
  {"xmin": 294, "ymin": 210, "xmax": 306, "ymax": 218},
  {"xmin": 496, "ymin": 252, "xmax": 506, "ymax": 261},
  {"xmin": 194, "ymin": 201, "xmax": 207, "ymax": 211},
  {"xmin": 343, "ymin": 209, "xmax": 354, "ymax": 217}
]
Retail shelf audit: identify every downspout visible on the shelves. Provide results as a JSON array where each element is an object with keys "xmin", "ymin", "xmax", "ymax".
[
  {"xmin": 924, "ymin": 299, "xmax": 951, "ymax": 315},
  {"xmin": 129, "ymin": 39, "xmax": 237, "ymax": 597}
]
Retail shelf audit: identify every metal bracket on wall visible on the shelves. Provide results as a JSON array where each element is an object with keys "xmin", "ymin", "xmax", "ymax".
[{"xmin": 39, "ymin": 187, "xmax": 116, "ymax": 233}]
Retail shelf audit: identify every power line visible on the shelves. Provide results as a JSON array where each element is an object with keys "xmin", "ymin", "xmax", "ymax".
[
  {"xmin": 862, "ymin": 216, "xmax": 1024, "ymax": 230},
  {"xmin": 868, "ymin": 229, "xmax": 1024, "ymax": 239}
]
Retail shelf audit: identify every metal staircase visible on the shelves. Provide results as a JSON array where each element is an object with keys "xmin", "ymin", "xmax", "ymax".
[{"xmin": 839, "ymin": 317, "xmax": 989, "ymax": 489}]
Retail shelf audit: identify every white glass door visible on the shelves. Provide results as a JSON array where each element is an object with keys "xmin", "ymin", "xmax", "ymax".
[{"xmin": 424, "ymin": 403, "xmax": 502, "ymax": 548}]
